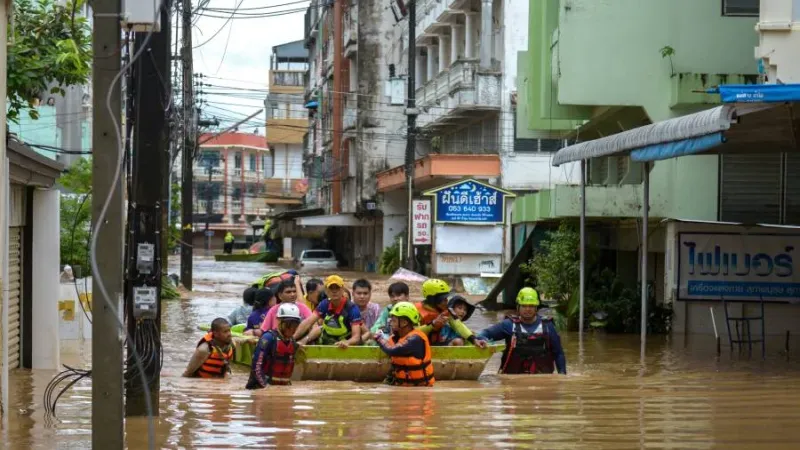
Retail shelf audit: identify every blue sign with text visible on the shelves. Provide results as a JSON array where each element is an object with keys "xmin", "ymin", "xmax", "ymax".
[{"xmin": 426, "ymin": 179, "xmax": 512, "ymax": 224}]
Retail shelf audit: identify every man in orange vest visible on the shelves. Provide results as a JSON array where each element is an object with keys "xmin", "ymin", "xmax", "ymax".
[
  {"xmin": 183, "ymin": 317, "xmax": 234, "ymax": 378},
  {"xmin": 374, "ymin": 302, "xmax": 435, "ymax": 387}
]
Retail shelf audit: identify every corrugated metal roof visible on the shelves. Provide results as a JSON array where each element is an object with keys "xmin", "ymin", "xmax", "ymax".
[{"xmin": 272, "ymin": 40, "xmax": 308, "ymax": 61}]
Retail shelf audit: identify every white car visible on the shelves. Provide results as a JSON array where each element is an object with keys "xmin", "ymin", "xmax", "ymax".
[{"xmin": 297, "ymin": 249, "xmax": 338, "ymax": 270}]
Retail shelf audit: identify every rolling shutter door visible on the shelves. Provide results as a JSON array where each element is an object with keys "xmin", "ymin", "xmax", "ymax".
[
  {"xmin": 719, "ymin": 154, "xmax": 782, "ymax": 224},
  {"xmin": 784, "ymin": 153, "xmax": 800, "ymax": 225},
  {"xmin": 1, "ymin": 227, "xmax": 22, "ymax": 370}
]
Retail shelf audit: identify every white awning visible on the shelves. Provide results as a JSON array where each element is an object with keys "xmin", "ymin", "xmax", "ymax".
[
  {"xmin": 551, "ymin": 103, "xmax": 797, "ymax": 166},
  {"xmin": 295, "ymin": 214, "xmax": 373, "ymax": 227}
]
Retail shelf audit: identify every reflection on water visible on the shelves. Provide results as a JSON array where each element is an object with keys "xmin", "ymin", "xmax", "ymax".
[{"xmin": 5, "ymin": 258, "xmax": 800, "ymax": 448}]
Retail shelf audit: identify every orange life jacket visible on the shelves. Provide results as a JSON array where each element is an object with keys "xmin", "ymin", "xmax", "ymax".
[
  {"xmin": 415, "ymin": 302, "xmax": 447, "ymax": 343},
  {"xmin": 194, "ymin": 332, "xmax": 234, "ymax": 378},
  {"xmin": 388, "ymin": 329, "xmax": 435, "ymax": 387}
]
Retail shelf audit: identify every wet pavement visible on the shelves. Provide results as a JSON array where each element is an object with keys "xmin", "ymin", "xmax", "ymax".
[{"xmin": 4, "ymin": 257, "xmax": 800, "ymax": 448}]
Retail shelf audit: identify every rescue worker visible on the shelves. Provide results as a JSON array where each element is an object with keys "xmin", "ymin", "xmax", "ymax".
[
  {"xmin": 477, "ymin": 287, "xmax": 567, "ymax": 375},
  {"xmin": 374, "ymin": 302, "xmax": 435, "ymax": 387},
  {"xmin": 183, "ymin": 317, "xmax": 234, "ymax": 378},
  {"xmin": 416, "ymin": 279, "xmax": 487, "ymax": 348},
  {"xmin": 247, "ymin": 303, "xmax": 302, "ymax": 388},
  {"xmin": 294, "ymin": 275, "xmax": 362, "ymax": 348},
  {"xmin": 223, "ymin": 231, "xmax": 234, "ymax": 254}
]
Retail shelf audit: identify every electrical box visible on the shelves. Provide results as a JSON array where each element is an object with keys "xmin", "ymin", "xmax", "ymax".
[
  {"xmin": 121, "ymin": 0, "xmax": 163, "ymax": 32},
  {"xmin": 136, "ymin": 243, "xmax": 155, "ymax": 274},
  {"xmin": 133, "ymin": 286, "xmax": 158, "ymax": 319}
]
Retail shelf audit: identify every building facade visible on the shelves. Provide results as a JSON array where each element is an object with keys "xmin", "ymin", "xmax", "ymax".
[
  {"xmin": 192, "ymin": 132, "xmax": 306, "ymax": 250},
  {"xmin": 302, "ymin": 0, "xmax": 406, "ymax": 271}
]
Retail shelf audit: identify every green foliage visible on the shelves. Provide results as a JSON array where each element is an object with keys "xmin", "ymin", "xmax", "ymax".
[
  {"xmin": 587, "ymin": 271, "xmax": 673, "ymax": 334},
  {"xmin": 659, "ymin": 45, "xmax": 676, "ymax": 77},
  {"xmin": 161, "ymin": 276, "xmax": 180, "ymax": 301},
  {"xmin": 379, "ymin": 233, "xmax": 404, "ymax": 275},
  {"xmin": 8, "ymin": 0, "xmax": 92, "ymax": 122},
  {"xmin": 519, "ymin": 222, "xmax": 581, "ymax": 304},
  {"xmin": 168, "ymin": 182, "xmax": 181, "ymax": 252},
  {"xmin": 60, "ymin": 158, "xmax": 92, "ymax": 272}
]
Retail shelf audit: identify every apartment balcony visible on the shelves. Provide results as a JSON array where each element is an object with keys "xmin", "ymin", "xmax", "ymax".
[
  {"xmin": 194, "ymin": 200, "xmax": 224, "ymax": 214},
  {"xmin": 416, "ymin": 0, "xmax": 458, "ymax": 41},
  {"xmin": 343, "ymin": 92, "xmax": 357, "ymax": 132},
  {"xmin": 344, "ymin": 5, "xmax": 358, "ymax": 58},
  {"xmin": 193, "ymin": 166, "xmax": 223, "ymax": 181},
  {"xmin": 269, "ymin": 70, "xmax": 306, "ymax": 94},
  {"xmin": 243, "ymin": 169, "xmax": 259, "ymax": 182},
  {"xmin": 415, "ymin": 59, "xmax": 501, "ymax": 130}
]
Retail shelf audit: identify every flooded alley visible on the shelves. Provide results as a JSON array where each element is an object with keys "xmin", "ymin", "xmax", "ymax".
[{"xmin": 2, "ymin": 259, "xmax": 800, "ymax": 449}]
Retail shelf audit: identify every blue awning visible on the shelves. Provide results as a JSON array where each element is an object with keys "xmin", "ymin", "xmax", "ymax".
[
  {"xmin": 711, "ymin": 84, "xmax": 800, "ymax": 104},
  {"xmin": 630, "ymin": 132, "xmax": 725, "ymax": 162},
  {"xmin": 305, "ymin": 101, "xmax": 319, "ymax": 108}
]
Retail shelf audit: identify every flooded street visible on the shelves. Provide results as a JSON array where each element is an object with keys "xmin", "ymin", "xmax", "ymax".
[{"xmin": 5, "ymin": 258, "xmax": 800, "ymax": 449}]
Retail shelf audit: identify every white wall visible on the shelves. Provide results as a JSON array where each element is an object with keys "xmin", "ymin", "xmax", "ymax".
[
  {"xmin": 501, "ymin": 153, "xmax": 580, "ymax": 190},
  {"xmin": 32, "ymin": 189, "xmax": 60, "ymax": 369},
  {"xmin": 381, "ymin": 190, "xmax": 407, "ymax": 250},
  {"xmin": 500, "ymin": 0, "xmax": 530, "ymax": 156}
]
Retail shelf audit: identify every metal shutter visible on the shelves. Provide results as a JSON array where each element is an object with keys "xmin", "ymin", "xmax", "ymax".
[
  {"xmin": 785, "ymin": 153, "xmax": 800, "ymax": 225},
  {"xmin": 720, "ymin": 154, "xmax": 782, "ymax": 224},
  {"xmin": 1, "ymin": 227, "xmax": 22, "ymax": 370}
]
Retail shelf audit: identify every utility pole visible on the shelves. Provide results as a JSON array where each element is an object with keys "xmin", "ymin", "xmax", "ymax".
[
  {"xmin": 91, "ymin": 0, "xmax": 124, "ymax": 447},
  {"xmin": 205, "ymin": 161, "xmax": 213, "ymax": 254},
  {"xmin": 125, "ymin": 3, "xmax": 171, "ymax": 417},
  {"xmin": 405, "ymin": 0, "xmax": 417, "ymax": 271},
  {"xmin": 180, "ymin": 0, "xmax": 195, "ymax": 290}
]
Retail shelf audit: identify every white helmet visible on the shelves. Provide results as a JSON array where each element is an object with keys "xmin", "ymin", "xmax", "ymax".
[{"xmin": 276, "ymin": 303, "xmax": 302, "ymax": 322}]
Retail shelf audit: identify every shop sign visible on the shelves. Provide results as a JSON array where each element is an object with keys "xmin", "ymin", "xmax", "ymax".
[
  {"xmin": 412, "ymin": 199, "xmax": 431, "ymax": 245},
  {"xmin": 678, "ymin": 232, "xmax": 800, "ymax": 302},
  {"xmin": 424, "ymin": 179, "xmax": 514, "ymax": 224}
]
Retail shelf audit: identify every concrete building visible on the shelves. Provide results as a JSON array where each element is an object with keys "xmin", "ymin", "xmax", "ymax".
[
  {"xmin": 191, "ymin": 132, "xmax": 306, "ymax": 250},
  {"xmin": 511, "ymin": 0, "xmax": 800, "ymax": 342},
  {"xmin": 301, "ymin": 0, "xmax": 406, "ymax": 271}
]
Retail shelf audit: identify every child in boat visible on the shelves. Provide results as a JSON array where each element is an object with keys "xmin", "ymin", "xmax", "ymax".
[
  {"xmin": 435, "ymin": 295, "xmax": 476, "ymax": 346},
  {"xmin": 244, "ymin": 289, "xmax": 274, "ymax": 337},
  {"xmin": 228, "ymin": 286, "xmax": 256, "ymax": 326},
  {"xmin": 353, "ymin": 279, "xmax": 381, "ymax": 341},
  {"xmin": 183, "ymin": 317, "xmax": 234, "ymax": 378},
  {"xmin": 370, "ymin": 282, "xmax": 409, "ymax": 338},
  {"xmin": 247, "ymin": 303, "xmax": 302, "ymax": 388},
  {"xmin": 303, "ymin": 278, "xmax": 326, "ymax": 311},
  {"xmin": 260, "ymin": 279, "xmax": 313, "ymax": 332}
]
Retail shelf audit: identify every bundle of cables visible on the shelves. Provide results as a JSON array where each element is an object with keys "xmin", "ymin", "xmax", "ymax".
[{"xmin": 43, "ymin": 365, "xmax": 92, "ymax": 419}]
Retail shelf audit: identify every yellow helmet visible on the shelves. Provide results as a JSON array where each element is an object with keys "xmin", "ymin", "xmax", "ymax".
[
  {"xmin": 390, "ymin": 301, "xmax": 421, "ymax": 326},
  {"xmin": 422, "ymin": 278, "xmax": 450, "ymax": 299},
  {"xmin": 516, "ymin": 287, "xmax": 540, "ymax": 306}
]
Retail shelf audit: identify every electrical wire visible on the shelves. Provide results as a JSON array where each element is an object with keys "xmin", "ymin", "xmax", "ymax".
[
  {"xmin": 192, "ymin": 0, "xmax": 245, "ymax": 49},
  {"xmin": 90, "ymin": 6, "xmax": 163, "ymax": 450},
  {"xmin": 68, "ymin": 191, "xmax": 93, "ymax": 323}
]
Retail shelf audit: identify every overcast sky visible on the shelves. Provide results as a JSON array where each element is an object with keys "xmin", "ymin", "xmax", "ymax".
[{"xmin": 192, "ymin": 0, "xmax": 306, "ymax": 135}]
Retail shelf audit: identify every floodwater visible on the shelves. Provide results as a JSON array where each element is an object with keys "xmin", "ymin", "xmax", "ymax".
[{"xmin": 4, "ymin": 258, "xmax": 800, "ymax": 449}]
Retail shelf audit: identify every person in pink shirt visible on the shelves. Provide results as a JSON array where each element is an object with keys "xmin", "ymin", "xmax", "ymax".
[{"xmin": 261, "ymin": 279, "xmax": 313, "ymax": 332}]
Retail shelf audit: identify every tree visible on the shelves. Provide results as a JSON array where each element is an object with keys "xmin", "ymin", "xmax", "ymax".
[
  {"xmin": 59, "ymin": 158, "xmax": 92, "ymax": 273},
  {"xmin": 7, "ymin": 0, "xmax": 92, "ymax": 122}
]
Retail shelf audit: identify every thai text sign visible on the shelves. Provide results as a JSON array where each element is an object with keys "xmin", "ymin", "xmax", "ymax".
[
  {"xmin": 677, "ymin": 232, "xmax": 800, "ymax": 302},
  {"xmin": 412, "ymin": 200, "xmax": 431, "ymax": 245},
  {"xmin": 424, "ymin": 179, "xmax": 513, "ymax": 224}
]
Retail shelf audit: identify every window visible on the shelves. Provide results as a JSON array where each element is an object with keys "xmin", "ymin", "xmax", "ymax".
[
  {"xmin": 234, "ymin": 152, "xmax": 242, "ymax": 169},
  {"xmin": 249, "ymin": 154, "xmax": 256, "ymax": 171},
  {"xmin": 722, "ymin": 0, "xmax": 759, "ymax": 16}
]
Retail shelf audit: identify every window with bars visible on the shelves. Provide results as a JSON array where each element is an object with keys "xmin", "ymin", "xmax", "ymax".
[{"xmin": 722, "ymin": 0, "xmax": 759, "ymax": 16}]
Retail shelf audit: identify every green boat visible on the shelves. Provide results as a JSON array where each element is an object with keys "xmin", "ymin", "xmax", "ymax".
[
  {"xmin": 198, "ymin": 324, "xmax": 504, "ymax": 381},
  {"xmin": 213, "ymin": 251, "xmax": 278, "ymax": 263}
]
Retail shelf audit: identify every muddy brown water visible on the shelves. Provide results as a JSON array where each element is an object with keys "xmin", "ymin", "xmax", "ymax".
[{"xmin": 4, "ymin": 258, "xmax": 800, "ymax": 448}]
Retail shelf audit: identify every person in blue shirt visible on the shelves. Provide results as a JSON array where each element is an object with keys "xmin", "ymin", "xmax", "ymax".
[
  {"xmin": 244, "ymin": 289, "xmax": 275, "ymax": 338},
  {"xmin": 478, "ymin": 287, "xmax": 566, "ymax": 374}
]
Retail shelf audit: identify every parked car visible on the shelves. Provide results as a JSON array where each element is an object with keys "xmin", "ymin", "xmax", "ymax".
[{"xmin": 297, "ymin": 249, "xmax": 338, "ymax": 270}]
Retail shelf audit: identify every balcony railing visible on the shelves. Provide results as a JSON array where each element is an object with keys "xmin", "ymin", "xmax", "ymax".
[
  {"xmin": 415, "ymin": 59, "xmax": 501, "ymax": 128},
  {"xmin": 192, "ymin": 166, "xmax": 223, "ymax": 181},
  {"xmin": 269, "ymin": 70, "xmax": 306, "ymax": 89}
]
